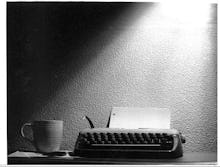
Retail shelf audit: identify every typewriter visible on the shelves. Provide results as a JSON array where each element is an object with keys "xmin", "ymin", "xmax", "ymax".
[{"xmin": 74, "ymin": 128, "xmax": 185, "ymax": 158}]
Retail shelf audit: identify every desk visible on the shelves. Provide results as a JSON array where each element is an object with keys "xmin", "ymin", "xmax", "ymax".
[{"xmin": 8, "ymin": 151, "xmax": 217, "ymax": 165}]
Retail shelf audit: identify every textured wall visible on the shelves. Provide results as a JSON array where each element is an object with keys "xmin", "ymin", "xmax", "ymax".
[{"xmin": 7, "ymin": 2, "xmax": 217, "ymax": 153}]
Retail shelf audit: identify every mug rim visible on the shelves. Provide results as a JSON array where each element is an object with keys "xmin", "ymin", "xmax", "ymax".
[{"xmin": 32, "ymin": 120, "xmax": 63, "ymax": 124}]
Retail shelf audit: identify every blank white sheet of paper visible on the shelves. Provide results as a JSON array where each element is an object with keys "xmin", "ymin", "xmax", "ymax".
[{"xmin": 109, "ymin": 107, "xmax": 171, "ymax": 129}]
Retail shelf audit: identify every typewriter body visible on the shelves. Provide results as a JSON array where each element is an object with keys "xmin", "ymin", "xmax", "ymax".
[{"xmin": 74, "ymin": 128, "xmax": 185, "ymax": 158}]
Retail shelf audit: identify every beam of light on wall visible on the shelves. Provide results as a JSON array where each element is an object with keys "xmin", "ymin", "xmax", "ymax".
[
  {"xmin": 109, "ymin": 2, "xmax": 214, "ymax": 72},
  {"xmin": 40, "ymin": 2, "xmax": 215, "ymax": 115},
  {"xmin": 65, "ymin": 2, "xmax": 215, "ymax": 101},
  {"xmin": 158, "ymin": 1, "xmax": 212, "ymax": 26}
]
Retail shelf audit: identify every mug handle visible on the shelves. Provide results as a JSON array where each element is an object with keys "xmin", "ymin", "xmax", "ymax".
[{"xmin": 21, "ymin": 123, "xmax": 34, "ymax": 145}]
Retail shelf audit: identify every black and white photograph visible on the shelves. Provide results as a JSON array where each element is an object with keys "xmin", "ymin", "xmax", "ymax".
[{"xmin": 6, "ymin": 1, "xmax": 217, "ymax": 165}]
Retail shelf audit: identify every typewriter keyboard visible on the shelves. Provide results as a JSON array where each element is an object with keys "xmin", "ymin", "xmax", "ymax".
[{"xmin": 77, "ymin": 132, "xmax": 174, "ymax": 150}]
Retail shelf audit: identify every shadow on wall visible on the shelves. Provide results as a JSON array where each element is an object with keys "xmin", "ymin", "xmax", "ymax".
[{"xmin": 7, "ymin": 2, "xmax": 155, "ymax": 153}]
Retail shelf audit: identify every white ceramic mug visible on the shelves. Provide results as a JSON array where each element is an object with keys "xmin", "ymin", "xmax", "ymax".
[{"xmin": 21, "ymin": 120, "xmax": 63, "ymax": 153}]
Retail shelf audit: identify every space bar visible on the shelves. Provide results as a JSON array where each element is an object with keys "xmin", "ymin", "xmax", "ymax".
[{"xmin": 92, "ymin": 144, "xmax": 161, "ymax": 146}]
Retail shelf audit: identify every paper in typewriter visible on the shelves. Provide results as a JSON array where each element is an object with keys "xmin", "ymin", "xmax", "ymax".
[{"xmin": 109, "ymin": 107, "xmax": 171, "ymax": 129}]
